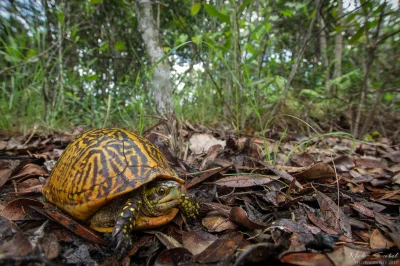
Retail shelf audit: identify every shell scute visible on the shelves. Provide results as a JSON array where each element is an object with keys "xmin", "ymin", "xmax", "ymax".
[{"xmin": 42, "ymin": 128, "xmax": 182, "ymax": 221}]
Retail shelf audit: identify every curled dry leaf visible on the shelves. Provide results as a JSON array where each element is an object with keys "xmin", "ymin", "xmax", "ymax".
[
  {"xmin": 193, "ymin": 232, "xmax": 243, "ymax": 264},
  {"xmin": 0, "ymin": 216, "xmax": 33, "ymax": 257},
  {"xmin": 189, "ymin": 133, "xmax": 226, "ymax": 155},
  {"xmin": 154, "ymin": 247, "xmax": 193, "ymax": 266},
  {"xmin": 290, "ymin": 152, "xmax": 315, "ymax": 167},
  {"xmin": 280, "ymin": 252, "xmax": 334, "ymax": 266},
  {"xmin": 370, "ymin": 229, "xmax": 395, "ymax": 249},
  {"xmin": 0, "ymin": 168, "xmax": 12, "ymax": 188},
  {"xmin": 200, "ymin": 144, "xmax": 224, "ymax": 170},
  {"xmin": 181, "ymin": 230, "xmax": 217, "ymax": 255},
  {"xmin": 30, "ymin": 202, "xmax": 107, "ymax": 246},
  {"xmin": 40, "ymin": 233, "xmax": 60, "ymax": 260},
  {"xmin": 202, "ymin": 211, "xmax": 238, "ymax": 232},
  {"xmin": 208, "ymin": 174, "xmax": 276, "ymax": 188},
  {"xmin": 294, "ymin": 163, "xmax": 336, "ymax": 180},
  {"xmin": 229, "ymin": 206, "xmax": 266, "ymax": 229},
  {"xmin": 155, "ymin": 232, "xmax": 182, "ymax": 249},
  {"xmin": 0, "ymin": 198, "xmax": 44, "ymax": 221},
  {"xmin": 316, "ymin": 191, "xmax": 352, "ymax": 239},
  {"xmin": 11, "ymin": 163, "xmax": 49, "ymax": 180},
  {"xmin": 326, "ymin": 245, "xmax": 369, "ymax": 266},
  {"xmin": 355, "ymin": 158, "xmax": 388, "ymax": 169}
]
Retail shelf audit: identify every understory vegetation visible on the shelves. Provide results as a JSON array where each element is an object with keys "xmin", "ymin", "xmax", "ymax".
[{"xmin": 0, "ymin": 0, "xmax": 399, "ymax": 141}]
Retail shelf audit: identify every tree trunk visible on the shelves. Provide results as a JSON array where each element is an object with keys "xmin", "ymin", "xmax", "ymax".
[
  {"xmin": 332, "ymin": 0, "xmax": 343, "ymax": 96},
  {"xmin": 317, "ymin": 2, "xmax": 329, "ymax": 94},
  {"xmin": 134, "ymin": 0, "xmax": 174, "ymax": 117}
]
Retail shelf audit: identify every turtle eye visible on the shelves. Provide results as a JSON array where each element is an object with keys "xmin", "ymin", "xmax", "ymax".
[{"xmin": 157, "ymin": 186, "xmax": 169, "ymax": 196}]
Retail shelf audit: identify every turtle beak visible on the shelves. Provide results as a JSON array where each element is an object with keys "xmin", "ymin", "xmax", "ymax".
[{"xmin": 158, "ymin": 186, "xmax": 181, "ymax": 203}]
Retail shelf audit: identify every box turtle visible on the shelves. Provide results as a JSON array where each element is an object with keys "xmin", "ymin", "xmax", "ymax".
[{"xmin": 42, "ymin": 128, "xmax": 199, "ymax": 253}]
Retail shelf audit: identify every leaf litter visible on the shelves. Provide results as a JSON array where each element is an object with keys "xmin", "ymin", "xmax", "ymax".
[{"xmin": 0, "ymin": 126, "xmax": 399, "ymax": 265}]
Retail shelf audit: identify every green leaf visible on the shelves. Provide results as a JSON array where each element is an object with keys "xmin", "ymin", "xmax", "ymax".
[
  {"xmin": 265, "ymin": 22, "xmax": 271, "ymax": 32},
  {"xmin": 26, "ymin": 49, "xmax": 37, "ymax": 59},
  {"xmin": 89, "ymin": 0, "xmax": 103, "ymax": 5},
  {"xmin": 99, "ymin": 42, "xmax": 109, "ymax": 52},
  {"xmin": 203, "ymin": 4, "xmax": 230, "ymax": 24},
  {"xmin": 57, "ymin": 11, "xmax": 64, "ymax": 23},
  {"xmin": 87, "ymin": 74, "xmax": 98, "ymax": 81},
  {"xmin": 279, "ymin": 9, "xmax": 293, "ymax": 18},
  {"xmin": 348, "ymin": 28, "xmax": 364, "ymax": 44},
  {"xmin": 114, "ymin": 40, "xmax": 126, "ymax": 51},
  {"xmin": 192, "ymin": 35, "xmax": 203, "ymax": 45},
  {"xmin": 71, "ymin": 25, "xmax": 78, "ymax": 39},
  {"xmin": 299, "ymin": 89, "xmax": 320, "ymax": 98},
  {"xmin": 245, "ymin": 43, "xmax": 255, "ymax": 55},
  {"xmin": 382, "ymin": 92, "xmax": 393, "ymax": 102},
  {"xmin": 238, "ymin": 0, "xmax": 252, "ymax": 15},
  {"xmin": 191, "ymin": 3, "xmax": 201, "ymax": 16}
]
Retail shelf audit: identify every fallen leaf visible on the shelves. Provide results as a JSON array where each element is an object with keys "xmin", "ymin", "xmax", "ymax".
[
  {"xmin": 326, "ymin": 246, "xmax": 369, "ymax": 266},
  {"xmin": 193, "ymin": 232, "xmax": 243, "ymax": 263},
  {"xmin": 202, "ymin": 211, "xmax": 238, "ymax": 232},
  {"xmin": 30, "ymin": 203, "xmax": 107, "ymax": 246},
  {"xmin": 208, "ymin": 174, "xmax": 276, "ymax": 188},
  {"xmin": 229, "ymin": 206, "xmax": 267, "ymax": 229},
  {"xmin": 181, "ymin": 230, "xmax": 217, "ymax": 255},
  {"xmin": 281, "ymin": 252, "xmax": 334, "ymax": 266},
  {"xmin": 370, "ymin": 229, "xmax": 395, "ymax": 249},
  {"xmin": 316, "ymin": 191, "xmax": 352, "ymax": 239},
  {"xmin": 154, "ymin": 247, "xmax": 192, "ymax": 266},
  {"xmin": 355, "ymin": 158, "xmax": 388, "ymax": 169},
  {"xmin": 0, "ymin": 216, "xmax": 33, "ymax": 256},
  {"xmin": 155, "ymin": 232, "xmax": 182, "ymax": 249},
  {"xmin": 40, "ymin": 233, "xmax": 60, "ymax": 259},
  {"xmin": 189, "ymin": 134, "xmax": 226, "ymax": 154},
  {"xmin": 0, "ymin": 168, "xmax": 12, "ymax": 188},
  {"xmin": 294, "ymin": 163, "xmax": 336, "ymax": 180}
]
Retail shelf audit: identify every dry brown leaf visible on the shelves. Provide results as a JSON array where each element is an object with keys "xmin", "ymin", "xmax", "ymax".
[
  {"xmin": 209, "ymin": 174, "xmax": 276, "ymax": 187},
  {"xmin": 326, "ymin": 246, "xmax": 369, "ymax": 266},
  {"xmin": 316, "ymin": 191, "xmax": 352, "ymax": 239},
  {"xmin": 193, "ymin": 232, "xmax": 243, "ymax": 264},
  {"xmin": 295, "ymin": 163, "xmax": 336, "ymax": 180},
  {"xmin": 181, "ymin": 230, "xmax": 217, "ymax": 255},
  {"xmin": 355, "ymin": 158, "xmax": 388, "ymax": 169},
  {"xmin": 281, "ymin": 252, "xmax": 334, "ymax": 266},
  {"xmin": 229, "ymin": 206, "xmax": 267, "ymax": 229},
  {"xmin": 155, "ymin": 232, "xmax": 182, "ymax": 249},
  {"xmin": 0, "ymin": 168, "xmax": 12, "ymax": 188},
  {"xmin": 202, "ymin": 211, "xmax": 238, "ymax": 232},
  {"xmin": 189, "ymin": 134, "xmax": 226, "ymax": 154},
  {"xmin": 370, "ymin": 229, "xmax": 395, "ymax": 249}
]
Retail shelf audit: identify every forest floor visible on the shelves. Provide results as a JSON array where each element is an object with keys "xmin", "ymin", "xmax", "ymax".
[{"xmin": 0, "ymin": 123, "xmax": 399, "ymax": 266}]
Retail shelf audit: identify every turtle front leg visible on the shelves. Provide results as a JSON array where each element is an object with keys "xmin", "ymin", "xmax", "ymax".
[
  {"xmin": 179, "ymin": 193, "xmax": 200, "ymax": 220},
  {"xmin": 112, "ymin": 198, "xmax": 141, "ymax": 254}
]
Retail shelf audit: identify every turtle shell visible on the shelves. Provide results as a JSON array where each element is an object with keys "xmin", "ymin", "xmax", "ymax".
[{"xmin": 42, "ymin": 128, "xmax": 183, "ymax": 221}]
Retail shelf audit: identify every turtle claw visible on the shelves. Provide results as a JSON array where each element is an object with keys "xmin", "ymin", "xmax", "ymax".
[{"xmin": 112, "ymin": 226, "xmax": 133, "ymax": 257}]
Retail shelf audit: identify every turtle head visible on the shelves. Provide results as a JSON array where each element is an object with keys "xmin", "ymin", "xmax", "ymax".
[
  {"xmin": 142, "ymin": 180, "xmax": 199, "ymax": 219},
  {"xmin": 142, "ymin": 180, "xmax": 182, "ymax": 216}
]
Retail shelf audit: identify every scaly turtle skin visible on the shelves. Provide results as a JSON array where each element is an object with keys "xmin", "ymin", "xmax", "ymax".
[{"xmin": 42, "ymin": 128, "xmax": 199, "ymax": 253}]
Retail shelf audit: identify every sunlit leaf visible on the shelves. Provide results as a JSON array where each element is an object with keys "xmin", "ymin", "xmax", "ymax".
[
  {"xmin": 57, "ymin": 11, "xmax": 64, "ymax": 23},
  {"xmin": 114, "ymin": 40, "xmax": 126, "ymax": 51},
  {"xmin": 245, "ymin": 43, "xmax": 255, "ymax": 55},
  {"xmin": 89, "ymin": 0, "xmax": 103, "ymax": 5},
  {"xmin": 382, "ymin": 92, "xmax": 393, "ymax": 102},
  {"xmin": 192, "ymin": 35, "xmax": 203, "ymax": 45},
  {"xmin": 279, "ymin": 9, "xmax": 293, "ymax": 17},
  {"xmin": 348, "ymin": 28, "xmax": 364, "ymax": 44},
  {"xmin": 203, "ymin": 4, "xmax": 230, "ymax": 24},
  {"xmin": 191, "ymin": 3, "xmax": 201, "ymax": 16},
  {"xmin": 238, "ymin": 0, "xmax": 252, "ymax": 15}
]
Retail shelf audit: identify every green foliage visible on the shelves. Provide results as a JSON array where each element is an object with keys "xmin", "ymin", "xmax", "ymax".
[{"xmin": 0, "ymin": 0, "xmax": 398, "ymax": 137}]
